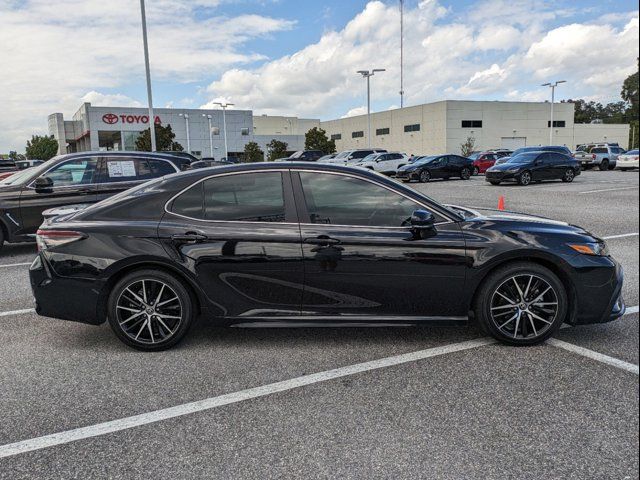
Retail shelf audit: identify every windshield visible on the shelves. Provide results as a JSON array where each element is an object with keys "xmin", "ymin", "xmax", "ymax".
[
  {"xmin": 412, "ymin": 156, "xmax": 439, "ymax": 166},
  {"xmin": 508, "ymin": 153, "xmax": 539, "ymax": 164},
  {"xmin": 468, "ymin": 153, "xmax": 482, "ymax": 161},
  {"xmin": 0, "ymin": 156, "xmax": 62, "ymax": 186},
  {"xmin": 626, "ymin": 150, "xmax": 639, "ymax": 155},
  {"xmin": 360, "ymin": 154, "xmax": 378, "ymax": 163},
  {"xmin": 289, "ymin": 151, "xmax": 304, "ymax": 159},
  {"xmin": 334, "ymin": 151, "xmax": 351, "ymax": 159}
]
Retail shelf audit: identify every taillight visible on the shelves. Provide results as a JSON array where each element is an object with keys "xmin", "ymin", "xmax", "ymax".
[
  {"xmin": 36, "ymin": 229, "xmax": 86, "ymax": 251},
  {"xmin": 592, "ymin": 154, "xmax": 596, "ymax": 159}
]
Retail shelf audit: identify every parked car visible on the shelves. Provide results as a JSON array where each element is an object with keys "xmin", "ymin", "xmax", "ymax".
[
  {"xmin": 190, "ymin": 159, "xmax": 231, "ymax": 169},
  {"xmin": 317, "ymin": 153, "xmax": 337, "ymax": 162},
  {"xmin": 31, "ymin": 162, "xmax": 625, "ymax": 350},
  {"xmin": 486, "ymin": 152, "xmax": 580, "ymax": 186},
  {"xmin": 396, "ymin": 155, "xmax": 473, "ymax": 182},
  {"xmin": 495, "ymin": 146, "xmax": 572, "ymax": 165},
  {"xmin": 0, "ymin": 151, "xmax": 191, "ymax": 249},
  {"xmin": 490, "ymin": 149, "xmax": 513, "ymax": 158},
  {"xmin": 159, "ymin": 151, "xmax": 199, "ymax": 163},
  {"xmin": 322, "ymin": 149, "xmax": 387, "ymax": 165},
  {"xmin": 354, "ymin": 152, "xmax": 410, "ymax": 175},
  {"xmin": 467, "ymin": 152, "xmax": 499, "ymax": 175},
  {"xmin": 0, "ymin": 159, "xmax": 18, "ymax": 173},
  {"xmin": 16, "ymin": 159, "xmax": 45, "ymax": 170},
  {"xmin": 616, "ymin": 149, "xmax": 639, "ymax": 171},
  {"xmin": 573, "ymin": 144, "xmax": 624, "ymax": 171},
  {"xmin": 286, "ymin": 150, "xmax": 325, "ymax": 162}
]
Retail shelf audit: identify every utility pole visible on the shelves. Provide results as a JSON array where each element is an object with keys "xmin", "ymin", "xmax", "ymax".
[
  {"xmin": 139, "ymin": 0, "xmax": 156, "ymax": 152},
  {"xmin": 214, "ymin": 102, "xmax": 234, "ymax": 160},
  {"xmin": 399, "ymin": 0, "xmax": 404, "ymax": 108},
  {"xmin": 357, "ymin": 69, "xmax": 386, "ymax": 148},
  {"xmin": 542, "ymin": 80, "xmax": 566, "ymax": 145},
  {"xmin": 203, "ymin": 114, "xmax": 213, "ymax": 157},
  {"xmin": 179, "ymin": 113, "xmax": 191, "ymax": 153}
]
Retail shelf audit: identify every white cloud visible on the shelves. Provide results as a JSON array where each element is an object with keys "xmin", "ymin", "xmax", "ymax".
[
  {"xmin": 342, "ymin": 106, "xmax": 367, "ymax": 118},
  {"xmin": 80, "ymin": 91, "xmax": 143, "ymax": 108}
]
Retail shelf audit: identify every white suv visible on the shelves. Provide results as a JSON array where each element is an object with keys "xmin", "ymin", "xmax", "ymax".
[
  {"xmin": 354, "ymin": 152, "xmax": 410, "ymax": 175},
  {"xmin": 322, "ymin": 149, "xmax": 387, "ymax": 165}
]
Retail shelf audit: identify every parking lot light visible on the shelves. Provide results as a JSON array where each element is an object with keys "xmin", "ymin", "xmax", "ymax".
[
  {"xmin": 203, "ymin": 114, "xmax": 213, "ymax": 157},
  {"xmin": 213, "ymin": 102, "xmax": 234, "ymax": 161},
  {"xmin": 357, "ymin": 69, "xmax": 386, "ymax": 148},
  {"xmin": 139, "ymin": 0, "xmax": 156, "ymax": 152},
  {"xmin": 179, "ymin": 113, "xmax": 191, "ymax": 154},
  {"xmin": 542, "ymin": 80, "xmax": 566, "ymax": 145}
]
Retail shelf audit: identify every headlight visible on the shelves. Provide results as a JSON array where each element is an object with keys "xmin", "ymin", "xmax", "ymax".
[
  {"xmin": 568, "ymin": 242, "xmax": 609, "ymax": 256},
  {"xmin": 505, "ymin": 168, "xmax": 520, "ymax": 173}
]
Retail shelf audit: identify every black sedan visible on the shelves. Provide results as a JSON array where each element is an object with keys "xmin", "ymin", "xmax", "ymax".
[
  {"xmin": 486, "ymin": 152, "xmax": 581, "ymax": 186},
  {"xmin": 396, "ymin": 155, "xmax": 472, "ymax": 182},
  {"xmin": 0, "ymin": 151, "xmax": 190, "ymax": 249},
  {"xmin": 31, "ymin": 162, "xmax": 624, "ymax": 351}
]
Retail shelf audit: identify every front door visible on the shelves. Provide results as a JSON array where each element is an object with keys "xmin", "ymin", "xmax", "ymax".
[
  {"xmin": 292, "ymin": 170, "xmax": 468, "ymax": 320},
  {"xmin": 159, "ymin": 170, "xmax": 304, "ymax": 319},
  {"xmin": 18, "ymin": 156, "xmax": 98, "ymax": 235}
]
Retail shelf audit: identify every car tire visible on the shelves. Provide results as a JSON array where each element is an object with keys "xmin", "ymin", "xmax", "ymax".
[
  {"xmin": 561, "ymin": 169, "xmax": 575, "ymax": 183},
  {"xmin": 620, "ymin": 168, "xmax": 630, "ymax": 172},
  {"xmin": 517, "ymin": 171, "xmax": 532, "ymax": 186},
  {"xmin": 472, "ymin": 166, "xmax": 480, "ymax": 176},
  {"xmin": 599, "ymin": 160, "xmax": 609, "ymax": 171},
  {"xmin": 474, "ymin": 262, "xmax": 568, "ymax": 346},
  {"xmin": 461, "ymin": 167, "xmax": 471, "ymax": 180},
  {"xmin": 107, "ymin": 269, "xmax": 195, "ymax": 351},
  {"xmin": 419, "ymin": 170, "xmax": 431, "ymax": 183},
  {"xmin": 0, "ymin": 228, "xmax": 4, "ymax": 251},
  {"xmin": 488, "ymin": 181, "xmax": 501, "ymax": 186}
]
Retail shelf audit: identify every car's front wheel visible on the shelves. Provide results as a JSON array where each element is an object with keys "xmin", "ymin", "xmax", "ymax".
[
  {"xmin": 107, "ymin": 269, "xmax": 194, "ymax": 351},
  {"xmin": 419, "ymin": 170, "xmax": 431, "ymax": 183},
  {"xmin": 562, "ymin": 169, "xmax": 575, "ymax": 183},
  {"xmin": 517, "ymin": 171, "xmax": 532, "ymax": 186},
  {"xmin": 474, "ymin": 262, "xmax": 567, "ymax": 345}
]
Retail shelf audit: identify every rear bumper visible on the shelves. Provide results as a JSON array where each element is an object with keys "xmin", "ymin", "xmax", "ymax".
[{"xmin": 29, "ymin": 254, "xmax": 104, "ymax": 325}]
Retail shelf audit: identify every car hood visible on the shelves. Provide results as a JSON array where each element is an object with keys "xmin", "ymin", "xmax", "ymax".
[
  {"xmin": 398, "ymin": 164, "xmax": 420, "ymax": 172},
  {"xmin": 487, "ymin": 162, "xmax": 527, "ymax": 172},
  {"xmin": 0, "ymin": 184, "xmax": 23, "ymax": 195}
]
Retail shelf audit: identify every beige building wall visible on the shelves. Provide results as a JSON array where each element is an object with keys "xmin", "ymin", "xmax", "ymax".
[
  {"xmin": 573, "ymin": 124, "xmax": 630, "ymax": 148},
  {"xmin": 253, "ymin": 115, "xmax": 320, "ymax": 136}
]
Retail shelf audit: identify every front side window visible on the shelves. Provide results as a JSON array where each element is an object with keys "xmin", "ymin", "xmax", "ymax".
[
  {"xmin": 299, "ymin": 172, "xmax": 431, "ymax": 227},
  {"xmin": 171, "ymin": 172, "xmax": 285, "ymax": 222},
  {"xmin": 43, "ymin": 158, "xmax": 98, "ymax": 187}
]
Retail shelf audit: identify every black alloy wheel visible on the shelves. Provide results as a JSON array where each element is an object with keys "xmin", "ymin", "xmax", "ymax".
[
  {"xmin": 517, "ymin": 171, "xmax": 532, "ymax": 186},
  {"xmin": 419, "ymin": 170, "xmax": 431, "ymax": 183},
  {"xmin": 562, "ymin": 169, "xmax": 575, "ymax": 183},
  {"xmin": 475, "ymin": 262, "xmax": 567, "ymax": 345},
  {"xmin": 107, "ymin": 269, "xmax": 194, "ymax": 351},
  {"xmin": 599, "ymin": 160, "xmax": 609, "ymax": 171},
  {"xmin": 461, "ymin": 167, "xmax": 472, "ymax": 180}
]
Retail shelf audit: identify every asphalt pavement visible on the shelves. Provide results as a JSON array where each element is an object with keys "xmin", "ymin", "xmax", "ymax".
[{"xmin": 0, "ymin": 169, "xmax": 637, "ymax": 479}]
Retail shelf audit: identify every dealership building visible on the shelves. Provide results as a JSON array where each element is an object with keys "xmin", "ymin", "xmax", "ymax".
[{"xmin": 49, "ymin": 100, "xmax": 629, "ymax": 158}]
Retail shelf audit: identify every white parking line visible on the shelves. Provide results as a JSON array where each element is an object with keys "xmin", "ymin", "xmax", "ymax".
[
  {"xmin": 0, "ymin": 337, "xmax": 493, "ymax": 459},
  {"xmin": 578, "ymin": 186, "xmax": 639, "ymax": 195},
  {"xmin": 0, "ymin": 308, "xmax": 35, "ymax": 317},
  {"xmin": 0, "ymin": 262, "xmax": 32, "ymax": 268},
  {"xmin": 602, "ymin": 232, "xmax": 639, "ymax": 240},
  {"xmin": 547, "ymin": 338, "xmax": 639, "ymax": 375}
]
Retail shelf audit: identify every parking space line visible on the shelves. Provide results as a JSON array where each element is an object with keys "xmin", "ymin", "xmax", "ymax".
[
  {"xmin": 0, "ymin": 262, "xmax": 32, "ymax": 268},
  {"xmin": 602, "ymin": 232, "xmax": 639, "ymax": 240},
  {"xmin": 0, "ymin": 337, "xmax": 494, "ymax": 459},
  {"xmin": 0, "ymin": 308, "xmax": 35, "ymax": 317},
  {"xmin": 547, "ymin": 338, "xmax": 639, "ymax": 375},
  {"xmin": 578, "ymin": 186, "xmax": 638, "ymax": 195}
]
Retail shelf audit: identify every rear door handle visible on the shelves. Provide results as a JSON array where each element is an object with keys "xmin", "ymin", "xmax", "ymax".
[
  {"xmin": 304, "ymin": 237, "xmax": 340, "ymax": 245},
  {"xmin": 171, "ymin": 233, "xmax": 208, "ymax": 243}
]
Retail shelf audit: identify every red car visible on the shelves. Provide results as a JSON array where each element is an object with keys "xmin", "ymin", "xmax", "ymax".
[{"xmin": 468, "ymin": 152, "xmax": 499, "ymax": 175}]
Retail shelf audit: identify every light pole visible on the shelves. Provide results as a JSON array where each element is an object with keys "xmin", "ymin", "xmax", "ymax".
[
  {"xmin": 202, "ymin": 114, "xmax": 213, "ymax": 157},
  {"xmin": 357, "ymin": 69, "xmax": 386, "ymax": 148},
  {"xmin": 179, "ymin": 113, "xmax": 191, "ymax": 154},
  {"xmin": 139, "ymin": 0, "xmax": 156, "ymax": 151},
  {"xmin": 542, "ymin": 80, "xmax": 566, "ymax": 145},
  {"xmin": 399, "ymin": 0, "xmax": 404, "ymax": 108},
  {"xmin": 214, "ymin": 102, "xmax": 234, "ymax": 160}
]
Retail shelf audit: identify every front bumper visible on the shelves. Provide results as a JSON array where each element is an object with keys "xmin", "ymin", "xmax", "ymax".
[
  {"xmin": 396, "ymin": 170, "xmax": 419, "ymax": 181},
  {"xmin": 485, "ymin": 171, "xmax": 518, "ymax": 182},
  {"xmin": 572, "ymin": 258, "xmax": 625, "ymax": 325}
]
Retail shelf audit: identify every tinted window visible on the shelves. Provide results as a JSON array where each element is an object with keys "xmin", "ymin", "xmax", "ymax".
[
  {"xmin": 591, "ymin": 148, "xmax": 607, "ymax": 153},
  {"xmin": 172, "ymin": 183, "xmax": 204, "ymax": 219},
  {"xmin": 100, "ymin": 157, "xmax": 141, "ymax": 183},
  {"xmin": 138, "ymin": 159, "xmax": 176, "ymax": 180},
  {"xmin": 44, "ymin": 158, "xmax": 98, "ymax": 187},
  {"xmin": 509, "ymin": 153, "xmax": 539, "ymax": 164},
  {"xmin": 351, "ymin": 150, "xmax": 374, "ymax": 159},
  {"xmin": 299, "ymin": 172, "xmax": 427, "ymax": 227},
  {"xmin": 404, "ymin": 124, "xmax": 421, "ymax": 132}
]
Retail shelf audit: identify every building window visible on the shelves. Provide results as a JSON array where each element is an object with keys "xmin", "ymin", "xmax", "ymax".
[
  {"xmin": 241, "ymin": 128, "xmax": 250, "ymax": 136},
  {"xmin": 98, "ymin": 131, "xmax": 122, "ymax": 151},
  {"xmin": 331, "ymin": 134, "xmax": 342, "ymax": 140},
  {"xmin": 547, "ymin": 120, "xmax": 566, "ymax": 128},
  {"xmin": 376, "ymin": 128, "xmax": 390, "ymax": 136},
  {"xmin": 404, "ymin": 124, "xmax": 420, "ymax": 133},
  {"xmin": 352, "ymin": 131, "xmax": 364, "ymax": 138},
  {"xmin": 461, "ymin": 120, "xmax": 482, "ymax": 128}
]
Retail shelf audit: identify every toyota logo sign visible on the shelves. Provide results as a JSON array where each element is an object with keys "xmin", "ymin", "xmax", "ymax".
[{"xmin": 102, "ymin": 113, "xmax": 119, "ymax": 124}]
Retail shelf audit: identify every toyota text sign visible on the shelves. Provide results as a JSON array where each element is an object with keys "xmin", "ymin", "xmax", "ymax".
[{"xmin": 102, "ymin": 113, "xmax": 162, "ymax": 125}]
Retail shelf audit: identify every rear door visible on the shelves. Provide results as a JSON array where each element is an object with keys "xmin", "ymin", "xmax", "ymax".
[{"xmin": 18, "ymin": 156, "xmax": 99, "ymax": 235}]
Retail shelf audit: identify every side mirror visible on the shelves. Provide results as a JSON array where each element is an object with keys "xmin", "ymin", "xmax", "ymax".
[
  {"xmin": 410, "ymin": 210, "xmax": 435, "ymax": 228},
  {"xmin": 34, "ymin": 176, "xmax": 53, "ymax": 192}
]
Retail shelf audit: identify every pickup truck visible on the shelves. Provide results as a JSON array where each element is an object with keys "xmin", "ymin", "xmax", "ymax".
[{"xmin": 573, "ymin": 144, "xmax": 624, "ymax": 171}]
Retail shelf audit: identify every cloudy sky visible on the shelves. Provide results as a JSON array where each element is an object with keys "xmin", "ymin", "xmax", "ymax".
[{"xmin": 0, "ymin": 0, "xmax": 638, "ymax": 151}]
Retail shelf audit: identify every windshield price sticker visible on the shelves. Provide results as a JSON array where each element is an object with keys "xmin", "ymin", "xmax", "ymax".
[{"xmin": 107, "ymin": 161, "xmax": 136, "ymax": 178}]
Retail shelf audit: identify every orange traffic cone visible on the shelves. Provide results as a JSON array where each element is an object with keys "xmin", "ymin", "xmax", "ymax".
[{"xmin": 497, "ymin": 195, "xmax": 505, "ymax": 211}]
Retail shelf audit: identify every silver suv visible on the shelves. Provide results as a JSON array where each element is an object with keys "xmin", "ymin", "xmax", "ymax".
[{"xmin": 573, "ymin": 143, "xmax": 625, "ymax": 171}]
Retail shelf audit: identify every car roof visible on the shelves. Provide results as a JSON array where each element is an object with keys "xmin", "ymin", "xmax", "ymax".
[{"xmin": 55, "ymin": 151, "xmax": 191, "ymax": 165}]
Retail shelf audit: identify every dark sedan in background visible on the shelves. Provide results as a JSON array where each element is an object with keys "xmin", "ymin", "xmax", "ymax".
[
  {"xmin": 0, "ymin": 151, "xmax": 190, "ymax": 249},
  {"xmin": 396, "ymin": 154, "xmax": 473, "ymax": 182},
  {"xmin": 486, "ymin": 151, "xmax": 581, "ymax": 186},
  {"xmin": 31, "ymin": 162, "xmax": 623, "ymax": 351}
]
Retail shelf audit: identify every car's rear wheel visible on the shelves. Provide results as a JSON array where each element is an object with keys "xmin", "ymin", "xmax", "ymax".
[
  {"xmin": 599, "ymin": 160, "xmax": 609, "ymax": 171},
  {"xmin": 0, "ymin": 228, "xmax": 4, "ymax": 251},
  {"xmin": 461, "ymin": 167, "xmax": 471, "ymax": 180},
  {"xmin": 472, "ymin": 166, "xmax": 480, "ymax": 176},
  {"xmin": 419, "ymin": 170, "xmax": 431, "ymax": 183},
  {"xmin": 561, "ymin": 169, "xmax": 575, "ymax": 183},
  {"xmin": 517, "ymin": 171, "xmax": 532, "ymax": 186},
  {"xmin": 475, "ymin": 262, "xmax": 567, "ymax": 345},
  {"xmin": 107, "ymin": 269, "xmax": 194, "ymax": 351}
]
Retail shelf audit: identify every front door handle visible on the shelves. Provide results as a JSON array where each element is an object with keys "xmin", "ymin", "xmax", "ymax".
[
  {"xmin": 304, "ymin": 237, "xmax": 340, "ymax": 245},
  {"xmin": 171, "ymin": 233, "xmax": 208, "ymax": 243},
  {"xmin": 77, "ymin": 188, "xmax": 92, "ymax": 195}
]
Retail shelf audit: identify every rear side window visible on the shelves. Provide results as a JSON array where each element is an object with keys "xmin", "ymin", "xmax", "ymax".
[
  {"xmin": 138, "ymin": 159, "xmax": 176, "ymax": 180},
  {"xmin": 351, "ymin": 150, "xmax": 374, "ymax": 159},
  {"xmin": 590, "ymin": 148, "xmax": 607, "ymax": 154},
  {"xmin": 171, "ymin": 172, "xmax": 285, "ymax": 222}
]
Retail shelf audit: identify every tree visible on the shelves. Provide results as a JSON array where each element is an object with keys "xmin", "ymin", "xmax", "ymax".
[
  {"xmin": 243, "ymin": 141, "xmax": 264, "ymax": 162},
  {"xmin": 25, "ymin": 135, "xmax": 58, "ymax": 160},
  {"xmin": 304, "ymin": 127, "xmax": 336, "ymax": 154},
  {"xmin": 266, "ymin": 139, "xmax": 288, "ymax": 161},
  {"xmin": 621, "ymin": 58, "xmax": 639, "ymax": 119},
  {"xmin": 8, "ymin": 151, "xmax": 25, "ymax": 160},
  {"xmin": 135, "ymin": 124, "xmax": 184, "ymax": 152},
  {"xmin": 460, "ymin": 136, "xmax": 476, "ymax": 157}
]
